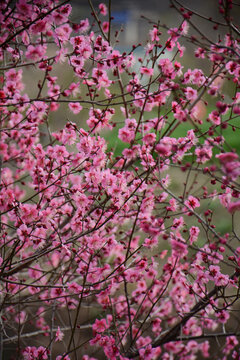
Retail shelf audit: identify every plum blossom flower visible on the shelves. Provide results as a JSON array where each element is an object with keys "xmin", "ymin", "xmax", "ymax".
[
  {"xmin": 52, "ymin": 4, "xmax": 72, "ymax": 25},
  {"xmin": 102, "ymin": 21, "xmax": 109, "ymax": 33},
  {"xmin": 185, "ymin": 195, "xmax": 200, "ymax": 210},
  {"xmin": 143, "ymin": 133, "xmax": 156, "ymax": 145},
  {"xmin": 99, "ymin": 3, "xmax": 108, "ymax": 15},
  {"xmin": 216, "ymin": 310, "xmax": 230, "ymax": 323},
  {"xmin": 180, "ymin": 20, "xmax": 189, "ymax": 35},
  {"xmin": 195, "ymin": 47, "xmax": 206, "ymax": 58},
  {"xmin": 92, "ymin": 318, "xmax": 108, "ymax": 333},
  {"xmin": 216, "ymin": 152, "xmax": 238, "ymax": 164},
  {"xmin": 55, "ymin": 326, "xmax": 64, "ymax": 341},
  {"xmin": 36, "ymin": 347, "xmax": 48, "ymax": 359},
  {"xmin": 171, "ymin": 237, "xmax": 188, "ymax": 257},
  {"xmin": 22, "ymin": 346, "xmax": 37, "ymax": 360},
  {"xmin": 216, "ymin": 152, "xmax": 240, "ymax": 181},
  {"xmin": 25, "ymin": 45, "xmax": 46, "ymax": 61},
  {"xmin": 228, "ymin": 200, "xmax": 240, "ymax": 214},
  {"xmin": 158, "ymin": 58, "xmax": 175, "ymax": 78},
  {"xmin": 143, "ymin": 237, "xmax": 158, "ymax": 248},
  {"xmin": 31, "ymin": 20, "xmax": 49, "ymax": 34},
  {"xmin": 166, "ymin": 198, "xmax": 178, "ymax": 212},
  {"xmin": 223, "ymin": 336, "xmax": 238, "ymax": 355},
  {"xmin": 15, "ymin": 310, "xmax": 26, "ymax": 324},
  {"xmin": 172, "ymin": 217, "xmax": 184, "ymax": 229},
  {"xmin": 140, "ymin": 67, "xmax": 154, "ymax": 76},
  {"xmin": 17, "ymin": 224, "xmax": 31, "ymax": 241},
  {"xmin": 78, "ymin": 18, "xmax": 90, "ymax": 33},
  {"xmin": 149, "ymin": 27, "xmax": 159, "ymax": 42},
  {"xmin": 185, "ymin": 86, "xmax": 198, "ymax": 101},
  {"xmin": 177, "ymin": 42, "xmax": 185, "ymax": 57},
  {"xmin": 208, "ymin": 110, "xmax": 221, "ymax": 125},
  {"xmin": 139, "ymin": 344, "xmax": 161, "ymax": 360},
  {"xmin": 226, "ymin": 61, "xmax": 238, "ymax": 75},
  {"xmin": 118, "ymin": 118, "xmax": 137, "ymax": 143},
  {"xmin": 207, "ymin": 265, "xmax": 229, "ymax": 286},
  {"xmin": 55, "ymin": 24, "xmax": 72, "ymax": 42},
  {"xmin": 195, "ymin": 142, "xmax": 213, "ymax": 163},
  {"xmin": 16, "ymin": 0, "xmax": 32, "ymax": 16},
  {"xmin": 189, "ymin": 226, "xmax": 200, "ymax": 244},
  {"xmin": 68, "ymin": 102, "xmax": 83, "ymax": 114}
]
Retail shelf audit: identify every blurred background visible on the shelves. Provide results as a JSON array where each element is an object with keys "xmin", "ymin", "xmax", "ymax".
[{"xmin": 70, "ymin": 0, "xmax": 240, "ymax": 48}]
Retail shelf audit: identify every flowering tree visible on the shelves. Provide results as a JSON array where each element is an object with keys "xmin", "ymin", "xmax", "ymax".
[{"xmin": 0, "ymin": 0, "xmax": 240, "ymax": 359}]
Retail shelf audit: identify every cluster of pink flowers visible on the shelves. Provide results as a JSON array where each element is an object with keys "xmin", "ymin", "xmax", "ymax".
[{"xmin": 0, "ymin": 0, "xmax": 240, "ymax": 359}]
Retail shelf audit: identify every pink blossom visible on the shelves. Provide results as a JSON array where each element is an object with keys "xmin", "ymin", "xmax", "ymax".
[
  {"xmin": 208, "ymin": 110, "xmax": 221, "ymax": 125},
  {"xmin": 35, "ymin": 347, "xmax": 48, "ymax": 359},
  {"xmin": 52, "ymin": 4, "xmax": 72, "ymax": 25},
  {"xmin": 172, "ymin": 217, "xmax": 184, "ymax": 229},
  {"xmin": 216, "ymin": 152, "xmax": 238, "ymax": 164},
  {"xmin": 174, "ymin": 61, "xmax": 183, "ymax": 76},
  {"xmin": 139, "ymin": 344, "xmax": 161, "ymax": 360},
  {"xmin": 16, "ymin": 0, "xmax": 32, "ymax": 16},
  {"xmin": 1, "ymin": 2, "xmax": 240, "ymax": 358},
  {"xmin": 168, "ymin": 27, "xmax": 180, "ymax": 41},
  {"xmin": 118, "ymin": 118, "xmax": 137, "ymax": 143},
  {"xmin": 78, "ymin": 18, "xmax": 90, "ymax": 33},
  {"xmin": 215, "ymin": 273, "xmax": 229, "ymax": 286},
  {"xmin": 166, "ymin": 198, "xmax": 178, "ymax": 212},
  {"xmin": 149, "ymin": 27, "xmax": 159, "ymax": 42},
  {"xmin": 180, "ymin": 20, "xmax": 189, "ymax": 35},
  {"xmin": 15, "ymin": 310, "xmax": 26, "ymax": 324},
  {"xmin": 143, "ymin": 133, "xmax": 156, "ymax": 145},
  {"xmin": 216, "ymin": 101, "xmax": 228, "ymax": 114},
  {"xmin": 99, "ymin": 3, "xmax": 108, "ymax": 15},
  {"xmin": 31, "ymin": 20, "xmax": 49, "ymax": 34},
  {"xmin": 92, "ymin": 318, "xmax": 108, "ymax": 333},
  {"xmin": 171, "ymin": 237, "xmax": 187, "ymax": 254},
  {"xmin": 185, "ymin": 86, "xmax": 198, "ymax": 101},
  {"xmin": 195, "ymin": 142, "xmax": 213, "ymax": 163},
  {"xmin": 68, "ymin": 102, "xmax": 83, "ymax": 114},
  {"xmin": 195, "ymin": 47, "xmax": 206, "ymax": 58},
  {"xmin": 228, "ymin": 201, "xmax": 240, "ymax": 213},
  {"xmin": 189, "ymin": 226, "xmax": 200, "ymax": 244},
  {"xmin": 185, "ymin": 195, "xmax": 200, "ymax": 210},
  {"xmin": 233, "ymin": 105, "xmax": 240, "ymax": 115},
  {"xmin": 207, "ymin": 265, "xmax": 229, "ymax": 287},
  {"xmin": 200, "ymin": 341, "xmax": 210, "ymax": 357},
  {"xmin": 22, "ymin": 347, "xmax": 37, "ymax": 360},
  {"xmin": 17, "ymin": 224, "xmax": 31, "ymax": 241},
  {"xmin": 226, "ymin": 61, "xmax": 238, "ymax": 75},
  {"xmin": 166, "ymin": 38, "xmax": 175, "ymax": 51},
  {"xmin": 216, "ymin": 152, "xmax": 240, "ymax": 181},
  {"xmin": 102, "ymin": 21, "xmax": 109, "ymax": 33},
  {"xmin": 177, "ymin": 41, "xmax": 185, "ymax": 57},
  {"xmin": 172, "ymin": 101, "xmax": 188, "ymax": 122},
  {"xmin": 55, "ymin": 326, "xmax": 64, "ymax": 341},
  {"xmin": 223, "ymin": 336, "xmax": 238, "ymax": 355},
  {"xmin": 55, "ymin": 24, "xmax": 72, "ymax": 42},
  {"xmin": 216, "ymin": 310, "xmax": 230, "ymax": 323},
  {"xmin": 158, "ymin": 58, "xmax": 175, "ymax": 78},
  {"xmin": 25, "ymin": 45, "xmax": 46, "ymax": 61},
  {"xmin": 140, "ymin": 67, "xmax": 154, "ymax": 76},
  {"xmin": 143, "ymin": 237, "xmax": 158, "ymax": 248}
]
